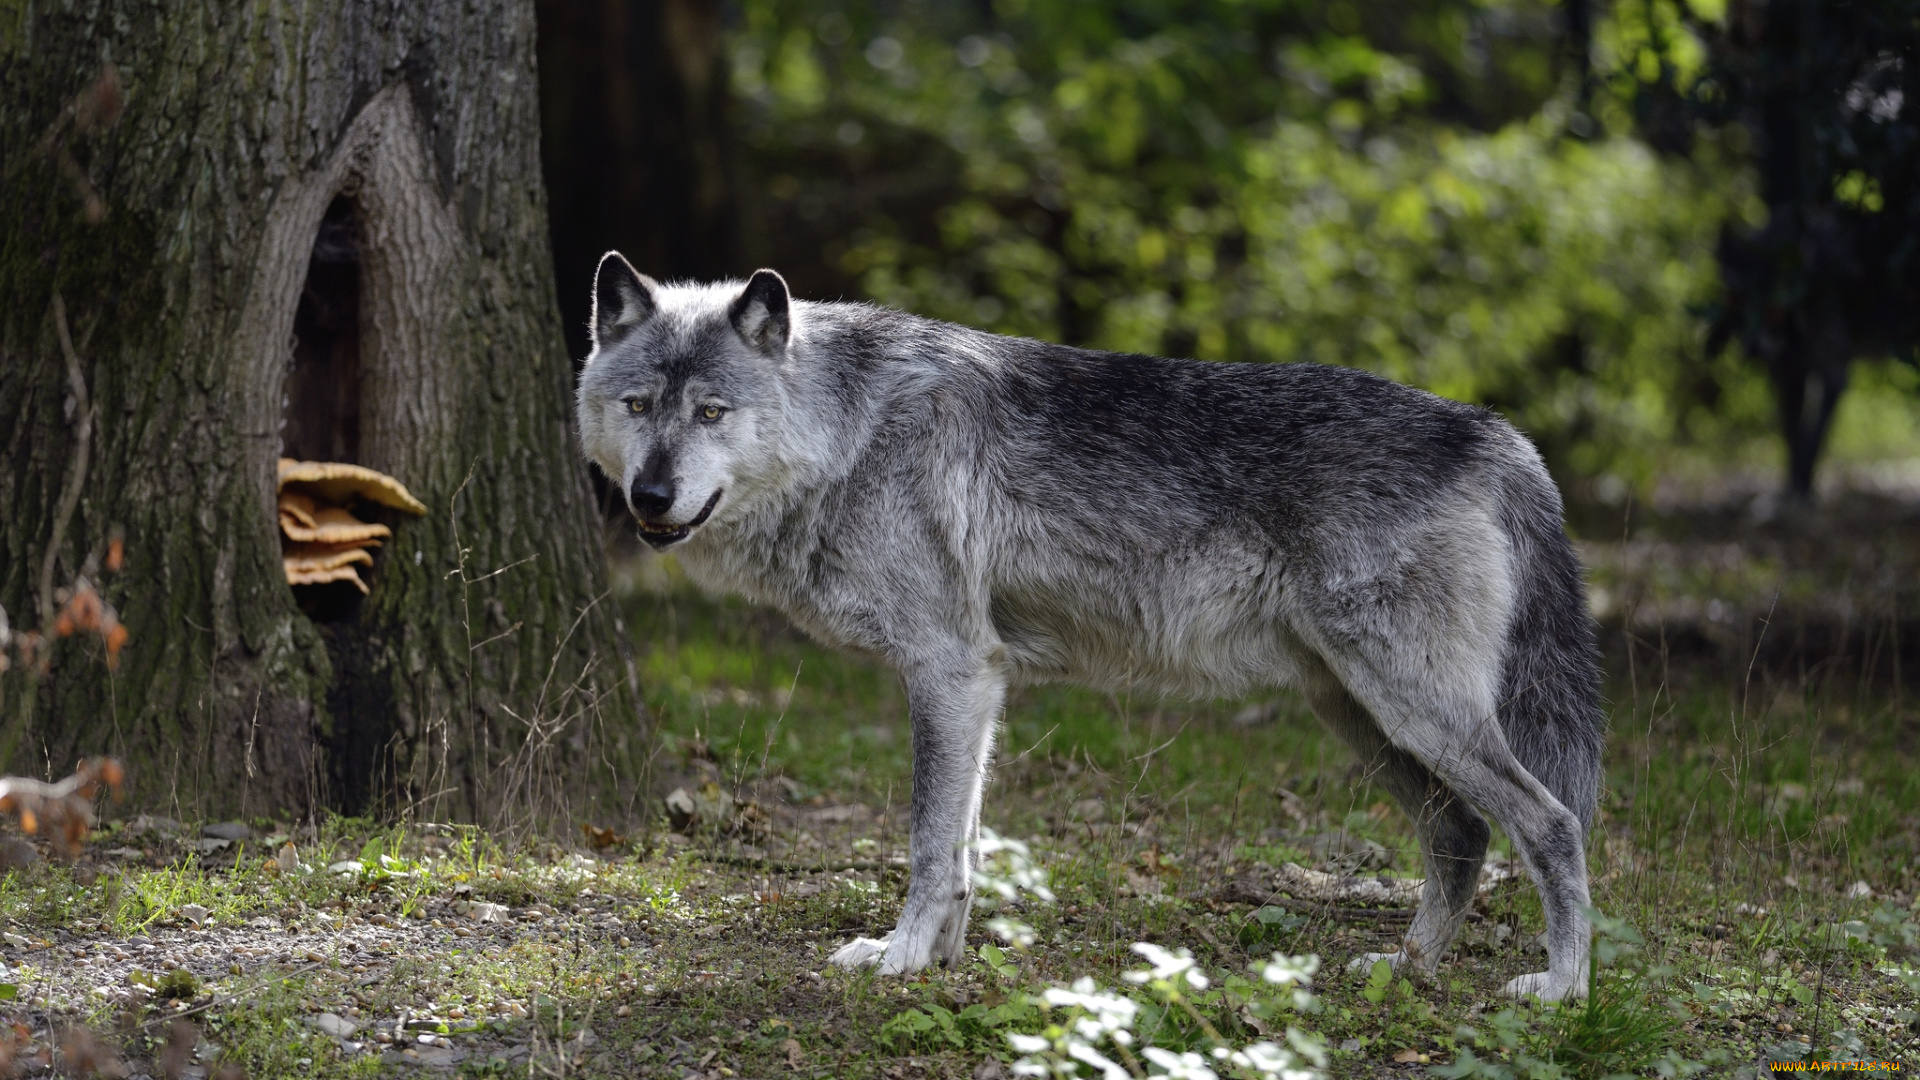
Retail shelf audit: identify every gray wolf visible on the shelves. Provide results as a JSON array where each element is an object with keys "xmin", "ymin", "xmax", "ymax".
[{"xmin": 575, "ymin": 252, "xmax": 1605, "ymax": 1000}]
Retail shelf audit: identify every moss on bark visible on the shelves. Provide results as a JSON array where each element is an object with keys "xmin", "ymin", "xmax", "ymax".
[{"xmin": 0, "ymin": 2, "xmax": 646, "ymax": 826}]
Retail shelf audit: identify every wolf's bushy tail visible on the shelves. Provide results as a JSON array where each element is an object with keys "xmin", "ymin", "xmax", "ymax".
[{"xmin": 1494, "ymin": 463, "xmax": 1605, "ymax": 831}]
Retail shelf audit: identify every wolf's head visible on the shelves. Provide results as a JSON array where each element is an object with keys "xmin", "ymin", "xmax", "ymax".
[{"xmin": 575, "ymin": 252, "xmax": 794, "ymax": 549}]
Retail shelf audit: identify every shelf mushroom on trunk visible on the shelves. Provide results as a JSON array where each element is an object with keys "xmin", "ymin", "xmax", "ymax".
[{"xmin": 276, "ymin": 459, "xmax": 426, "ymax": 594}]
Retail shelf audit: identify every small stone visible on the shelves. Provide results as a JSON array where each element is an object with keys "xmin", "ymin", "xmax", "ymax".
[
  {"xmin": 180, "ymin": 904, "xmax": 210, "ymax": 926},
  {"xmin": 0, "ymin": 839, "xmax": 39, "ymax": 869},
  {"xmin": 311, "ymin": 1012, "xmax": 358, "ymax": 1038},
  {"xmin": 127, "ymin": 814, "xmax": 185, "ymax": 838},
  {"xmin": 664, "ymin": 787, "xmax": 700, "ymax": 830},
  {"xmin": 459, "ymin": 902, "xmax": 509, "ymax": 923},
  {"xmin": 201, "ymin": 821, "xmax": 251, "ymax": 841}
]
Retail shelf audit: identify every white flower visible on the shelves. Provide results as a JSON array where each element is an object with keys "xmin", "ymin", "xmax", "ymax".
[
  {"xmin": 988, "ymin": 917, "xmax": 1038, "ymax": 947},
  {"xmin": 1043, "ymin": 977, "xmax": 1139, "ymax": 1021},
  {"xmin": 974, "ymin": 828, "xmax": 1031, "ymax": 859},
  {"xmin": 1256, "ymin": 952, "xmax": 1319, "ymax": 987},
  {"xmin": 1125, "ymin": 942, "xmax": 1210, "ymax": 989},
  {"xmin": 1286, "ymin": 1027, "xmax": 1330, "ymax": 1069},
  {"xmin": 972, "ymin": 827, "xmax": 1057, "ymax": 904},
  {"xmin": 1141, "ymin": 1046, "xmax": 1218, "ymax": 1079},
  {"xmin": 1066, "ymin": 1040, "xmax": 1131, "ymax": 1080},
  {"xmin": 1011, "ymin": 947, "xmax": 1330, "ymax": 1080},
  {"xmin": 1041, "ymin": 977, "xmax": 1139, "ymax": 1042},
  {"xmin": 1229, "ymin": 1040, "xmax": 1326, "ymax": 1079}
]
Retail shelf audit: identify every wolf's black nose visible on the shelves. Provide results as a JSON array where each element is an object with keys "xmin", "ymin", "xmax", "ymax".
[{"xmin": 630, "ymin": 477, "xmax": 675, "ymax": 519}]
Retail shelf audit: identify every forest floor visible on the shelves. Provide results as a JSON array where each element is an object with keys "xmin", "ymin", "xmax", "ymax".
[{"xmin": 7, "ymin": 486, "xmax": 1920, "ymax": 1078}]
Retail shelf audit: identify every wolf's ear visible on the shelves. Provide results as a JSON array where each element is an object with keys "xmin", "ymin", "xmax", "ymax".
[
  {"xmin": 591, "ymin": 251, "xmax": 658, "ymax": 350},
  {"xmin": 728, "ymin": 269, "xmax": 791, "ymax": 353}
]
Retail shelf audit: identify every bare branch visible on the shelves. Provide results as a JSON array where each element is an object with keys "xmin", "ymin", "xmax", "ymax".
[{"xmin": 39, "ymin": 291, "xmax": 95, "ymax": 629}]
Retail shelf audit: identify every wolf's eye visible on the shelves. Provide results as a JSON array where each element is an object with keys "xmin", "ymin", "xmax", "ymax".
[
  {"xmin": 626, "ymin": 399, "xmax": 647, "ymax": 414},
  {"xmin": 701, "ymin": 404, "xmax": 725, "ymax": 421}
]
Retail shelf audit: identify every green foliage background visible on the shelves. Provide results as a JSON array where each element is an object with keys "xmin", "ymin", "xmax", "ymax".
[{"xmin": 726, "ymin": 0, "xmax": 1917, "ymax": 491}]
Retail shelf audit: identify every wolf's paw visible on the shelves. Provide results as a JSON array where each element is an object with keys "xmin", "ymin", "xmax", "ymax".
[
  {"xmin": 827, "ymin": 934, "xmax": 938, "ymax": 975},
  {"xmin": 827, "ymin": 936, "xmax": 890, "ymax": 970},
  {"xmin": 1347, "ymin": 951, "xmax": 1405, "ymax": 974},
  {"xmin": 1501, "ymin": 970, "xmax": 1587, "ymax": 1001}
]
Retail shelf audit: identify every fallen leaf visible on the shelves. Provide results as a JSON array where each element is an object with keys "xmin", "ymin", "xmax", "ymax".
[{"xmin": 581, "ymin": 823, "xmax": 625, "ymax": 849}]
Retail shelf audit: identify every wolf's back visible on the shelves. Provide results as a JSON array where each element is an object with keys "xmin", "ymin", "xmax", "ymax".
[{"xmin": 1490, "ymin": 448, "xmax": 1605, "ymax": 831}]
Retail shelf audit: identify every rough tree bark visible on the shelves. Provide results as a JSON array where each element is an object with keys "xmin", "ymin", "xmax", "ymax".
[{"xmin": 0, "ymin": 2, "xmax": 646, "ymax": 827}]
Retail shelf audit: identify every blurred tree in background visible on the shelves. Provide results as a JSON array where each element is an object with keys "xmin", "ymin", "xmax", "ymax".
[
  {"xmin": 719, "ymin": 0, "xmax": 1769, "ymax": 492},
  {"xmin": 537, "ymin": 0, "xmax": 741, "ymax": 363},
  {"xmin": 1642, "ymin": 0, "xmax": 1920, "ymax": 500},
  {"xmin": 534, "ymin": 0, "xmax": 1918, "ymax": 497}
]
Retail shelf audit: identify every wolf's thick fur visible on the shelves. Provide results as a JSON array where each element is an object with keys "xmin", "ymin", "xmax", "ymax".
[{"xmin": 576, "ymin": 254, "xmax": 1605, "ymax": 999}]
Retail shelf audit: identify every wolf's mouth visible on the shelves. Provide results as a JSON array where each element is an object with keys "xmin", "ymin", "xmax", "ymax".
[{"xmin": 636, "ymin": 489, "xmax": 723, "ymax": 549}]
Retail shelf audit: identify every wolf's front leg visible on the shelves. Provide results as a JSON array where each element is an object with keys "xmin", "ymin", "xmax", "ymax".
[{"xmin": 829, "ymin": 651, "xmax": 1005, "ymax": 975}]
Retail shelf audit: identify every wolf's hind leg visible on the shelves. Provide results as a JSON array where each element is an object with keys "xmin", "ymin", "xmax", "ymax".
[
  {"xmin": 1324, "ymin": 658, "xmax": 1591, "ymax": 1000},
  {"xmin": 828, "ymin": 647, "xmax": 1005, "ymax": 975},
  {"xmin": 1300, "ymin": 670, "xmax": 1487, "ymax": 978}
]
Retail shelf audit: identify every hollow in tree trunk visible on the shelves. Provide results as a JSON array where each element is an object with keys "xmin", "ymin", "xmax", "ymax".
[{"xmin": 0, "ymin": 2, "xmax": 647, "ymax": 828}]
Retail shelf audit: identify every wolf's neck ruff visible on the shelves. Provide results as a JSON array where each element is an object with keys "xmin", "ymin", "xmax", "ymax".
[{"xmin": 575, "ymin": 254, "xmax": 1604, "ymax": 1000}]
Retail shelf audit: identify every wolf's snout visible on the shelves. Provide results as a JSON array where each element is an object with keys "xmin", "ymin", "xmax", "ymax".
[{"xmin": 630, "ymin": 476, "xmax": 675, "ymax": 519}]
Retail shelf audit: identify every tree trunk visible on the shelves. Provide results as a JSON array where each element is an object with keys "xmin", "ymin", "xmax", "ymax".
[
  {"xmin": 1772, "ymin": 344, "xmax": 1850, "ymax": 504},
  {"xmin": 0, "ymin": 2, "xmax": 646, "ymax": 829},
  {"xmin": 535, "ymin": 0, "xmax": 739, "ymax": 364}
]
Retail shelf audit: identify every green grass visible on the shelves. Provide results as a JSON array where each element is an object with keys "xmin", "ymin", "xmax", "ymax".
[{"xmin": 4, "ymin": 556, "xmax": 1918, "ymax": 1077}]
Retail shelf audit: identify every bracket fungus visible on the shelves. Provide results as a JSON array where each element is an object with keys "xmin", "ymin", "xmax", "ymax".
[
  {"xmin": 277, "ymin": 458, "xmax": 424, "ymax": 594},
  {"xmin": 278, "ymin": 459, "xmax": 428, "ymax": 515}
]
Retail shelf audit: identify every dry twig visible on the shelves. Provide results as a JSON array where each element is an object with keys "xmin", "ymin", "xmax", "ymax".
[
  {"xmin": 39, "ymin": 291, "xmax": 95, "ymax": 631},
  {"xmin": 0, "ymin": 757, "xmax": 125, "ymax": 858}
]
